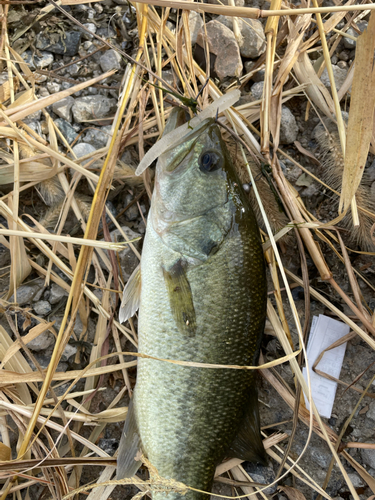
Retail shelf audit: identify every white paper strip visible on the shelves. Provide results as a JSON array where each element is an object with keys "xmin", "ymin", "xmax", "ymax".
[{"xmin": 303, "ymin": 314, "xmax": 349, "ymax": 418}]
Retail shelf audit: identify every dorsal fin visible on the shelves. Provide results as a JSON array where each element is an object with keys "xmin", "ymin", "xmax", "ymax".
[{"xmin": 119, "ymin": 265, "xmax": 141, "ymax": 324}]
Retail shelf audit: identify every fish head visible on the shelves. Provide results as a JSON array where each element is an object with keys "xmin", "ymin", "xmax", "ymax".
[
  {"xmin": 151, "ymin": 114, "xmax": 244, "ymax": 262},
  {"xmin": 153, "ymin": 117, "xmax": 230, "ymax": 226}
]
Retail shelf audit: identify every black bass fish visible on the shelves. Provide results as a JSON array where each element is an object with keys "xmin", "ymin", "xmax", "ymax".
[{"xmin": 118, "ymin": 108, "xmax": 267, "ymax": 500}]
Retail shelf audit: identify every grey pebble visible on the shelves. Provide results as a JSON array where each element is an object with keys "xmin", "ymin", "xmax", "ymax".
[
  {"xmin": 36, "ymin": 31, "xmax": 82, "ymax": 56},
  {"xmin": 10, "ymin": 281, "xmax": 44, "ymax": 305},
  {"xmin": 188, "ymin": 11, "xmax": 203, "ymax": 45},
  {"xmin": 22, "ymin": 50, "xmax": 54, "ymax": 70},
  {"xmin": 72, "ymin": 95, "xmax": 116, "ymax": 123},
  {"xmin": 26, "ymin": 330, "xmax": 54, "ymax": 351},
  {"xmin": 72, "ymin": 143, "xmax": 97, "ymax": 165},
  {"xmin": 242, "ymin": 463, "xmax": 277, "ymax": 495},
  {"xmin": 361, "ymin": 442, "xmax": 375, "ymax": 469},
  {"xmin": 84, "ymin": 126, "xmax": 112, "ymax": 148},
  {"xmin": 46, "ymin": 81, "xmax": 61, "ymax": 94},
  {"xmin": 55, "ymin": 118, "xmax": 79, "ymax": 145},
  {"xmin": 100, "ymin": 49, "xmax": 122, "ymax": 72},
  {"xmin": 280, "ymin": 106, "xmax": 298, "ymax": 144},
  {"xmin": 33, "ymin": 300, "xmax": 52, "ymax": 316},
  {"xmin": 52, "ymin": 96, "xmax": 75, "ymax": 122},
  {"xmin": 49, "ymin": 283, "xmax": 68, "ymax": 305},
  {"xmin": 215, "ymin": 16, "xmax": 266, "ymax": 59},
  {"xmin": 61, "ymin": 343, "xmax": 77, "ymax": 362},
  {"xmin": 101, "ymin": 226, "xmax": 141, "ymax": 281},
  {"xmin": 251, "ymin": 81, "xmax": 264, "ymax": 100}
]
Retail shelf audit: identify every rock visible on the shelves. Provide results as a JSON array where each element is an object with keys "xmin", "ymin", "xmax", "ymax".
[
  {"xmin": 367, "ymin": 159, "xmax": 375, "ymax": 183},
  {"xmin": 52, "ymin": 96, "xmax": 75, "ymax": 122},
  {"xmin": 343, "ymin": 27, "xmax": 358, "ymax": 49},
  {"xmin": 366, "ymin": 401, "xmax": 375, "ymax": 421},
  {"xmin": 10, "ymin": 281, "xmax": 44, "ymax": 305},
  {"xmin": 98, "ymin": 438, "xmax": 118, "ymax": 455},
  {"xmin": 346, "ymin": 473, "xmax": 364, "ymax": 488},
  {"xmin": 72, "ymin": 143, "xmax": 97, "ymax": 165},
  {"xmin": 196, "ymin": 21, "xmax": 242, "ymax": 80},
  {"xmin": 103, "ymin": 226, "xmax": 141, "ymax": 281},
  {"xmin": 49, "ymin": 283, "xmax": 68, "ymax": 305},
  {"xmin": 72, "ymin": 95, "xmax": 116, "ymax": 123},
  {"xmin": 68, "ymin": 63, "xmax": 80, "ymax": 77},
  {"xmin": 337, "ymin": 61, "xmax": 347, "ymax": 69},
  {"xmin": 46, "ymin": 81, "xmax": 60, "ymax": 94},
  {"xmin": 242, "ymin": 463, "xmax": 277, "ymax": 495},
  {"xmin": 251, "ymin": 81, "xmax": 264, "ymax": 100},
  {"xmin": 55, "ymin": 118, "xmax": 79, "ymax": 145},
  {"xmin": 83, "ymin": 23, "xmax": 96, "ymax": 37},
  {"xmin": 280, "ymin": 106, "xmax": 298, "ymax": 144},
  {"xmin": 33, "ymin": 300, "xmax": 52, "ymax": 316},
  {"xmin": 96, "ymin": 26, "xmax": 116, "ymax": 38},
  {"xmin": 84, "ymin": 126, "xmax": 112, "ymax": 148},
  {"xmin": 321, "ymin": 65, "xmax": 348, "ymax": 91},
  {"xmin": 99, "ymin": 49, "xmax": 122, "ymax": 72},
  {"xmin": 123, "ymin": 193, "xmax": 139, "ymax": 221},
  {"xmin": 22, "ymin": 50, "xmax": 54, "ymax": 69},
  {"xmin": 216, "ymin": 16, "xmax": 266, "ymax": 58},
  {"xmin": 35, "ymin": 31, "xmax": 82, "ymax": 56},
  {"xmin": 188, "ymin": 11, "xmax": 203, "ymax": 45},
  {"xmin": 25, "ymin": 330, "xmax": 54, "ymax": 351},
  {"xmin": 338, "ymin": 50, "xmax": 349, "ymax": 61},
  {"xmin": 61, "ymin": 343, "xmax": 77, "ymax": 362},
  {"xmin": 23, "ymin": 109, "xmax": 42, "ymax": 124},
  {"xmin": 361, "ymin": 442, "xmax": 375, "ymax": 469}
]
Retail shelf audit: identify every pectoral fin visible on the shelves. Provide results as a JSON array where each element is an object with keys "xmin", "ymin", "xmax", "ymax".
[
  {"xmin": 117, "ymin": 399, "xmax": 143, "ymax": 479},
  {"xmin": 163, "ymin": 260, "xmax": 196, "ymax": 336},
  {"xmin": 119, "ymin": 265, "xmax": 141, "ymax": 324},
  {"xmin": 227, "ymin": 385, "xmax": 267, "ymax": 465}
]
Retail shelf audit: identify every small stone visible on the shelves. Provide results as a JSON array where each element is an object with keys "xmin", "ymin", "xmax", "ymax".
[
  {"xmin": 25, "ymin": 330, "xmax": 54, "ymax": 351},
  {"xmin": 49, "ymin": 283, "xmax": 68, "ymax": 305},
  {"xmin": 0, "ymin": 244, "xmax": 10, "ymax": 268},
  {"xmin": 251, "ymin": 81, "xmax": 264, "ymax": 100},
  {"xmin": 242, "ymin": 463, "xmax": 277, "ymax": 495},
  {"xmin": 367, "ymin": 160, "xmax": 375, "ymax": 183},
  {"xmin": 72, "ymin": 95, "xmax": 116, "ymax": 123},
  {"xmin": 100, "ymin": 49, "xmax": 122, "ymax": 72},
  {"xmin": 337, "ymin": 60, "xmax": 347, "ymax": 69},
  {"xmin": 188, "ymin": 11, "xmax": 203, "ymax": 45},
  {"xmin": 361, "ymin": 442, "xmax": 375, "ymax": 469},
  {"xmin": 366, "ymin": 401, "xmax": 375, "ymax": 421},
  {"xmin": 216, "ymin": 16, "xmax": 266, "ymax": 59},
  {"xmin": 22, "ymin": 50, "xmax": 54, "ymax": 69},
  {"xmin": 346, "ymin": 473, "xmax": 364, "ymax": 488},
  {"xmin": 52, "ymin": 96, "xmax": 75, "ymax": 122},
  {"xmin": 123, "ymin": 193, "xmax": 139, "ymax": 221},
  {"xmin": 46, "ymin": 81, "xmax": 60, "ymax": 93},
  {"xmin": 96, "ymin": 26, "xmax": 116, "ymax": 38},
  {"xmin": 321, "ymin": 65, "xmax": 348, "ymax": 91},
  {"xmin": 68, "ymin": 63, "xmax": 80, "ymax": 77},
  {"xmin": 343, "ymin": 27, "xmax": 358, "ymax": 49},
  {"xmin": 10, "ymin": 282, "xmax": 44, "ymax": 305},
  {"xmin": 35, "ymin": 31, "xmax": 82, "ymax": 56},
  {"xmin": 98, "ymin": 438, "xmax": 118, "ymax": 455},
  {"xmin": 33, "ymin": 300, "xmax": 52, "ymax": 316},
  {"xmin": 39, "ymin": 87, "xmax": 50, "ymax": 98},
  {"xmin": 280, "ymin": 106, "xmax": 298, "ymax": 144},
  {"xmin": 196, "ymin": 20, "xmax": 242, "ymax": 80},
  {"xmin": 55, "ymin": 118, "xmax": 79, "ymax": 145},
  {"xmin": 83, "ymin": 23, "xmax": 97, "ymax": 37},
  {"xmin": 84, "ymin": 126, "xmax": 112, "ymax": 148},
  {"xmin": 72, "ymin": 143, "xmax": 97, "ymax": 165},
  {"xmin": 61, "ymin": 343, "xmax": 77, "ymax": 361},
  {"xmin": 331, "ymin": 55, "xmax": 338, "ymax": 65},
  {"xmin": 23, "ymin": 110, "xmax": 42, "ymax": 124},
  {"xmin": 338, "ymin": 50, "xmax": 349, "ymax": 61}
]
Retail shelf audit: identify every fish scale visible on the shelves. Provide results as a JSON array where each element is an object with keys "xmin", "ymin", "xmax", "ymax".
[{"xmin": 118, "ymin": 112, "xmax": 267, "ymax": 500}]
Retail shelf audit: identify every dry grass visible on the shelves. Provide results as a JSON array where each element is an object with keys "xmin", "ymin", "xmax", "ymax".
[{"xmin": 0, "ymin": 1, "xmax": 375, "ymax": 500}]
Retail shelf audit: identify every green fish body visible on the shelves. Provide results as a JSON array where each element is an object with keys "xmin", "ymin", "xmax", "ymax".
[{"xmin": 118, "ymin": 110, "xmax": 267, "ymax": 500}]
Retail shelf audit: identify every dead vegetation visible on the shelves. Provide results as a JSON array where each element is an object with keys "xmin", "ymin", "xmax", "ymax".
[{"xmin": 0, "ymin": 0, "xmax": 375, "ymax": 500}]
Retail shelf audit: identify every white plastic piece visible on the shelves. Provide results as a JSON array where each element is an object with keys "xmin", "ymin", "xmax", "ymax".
[
  {"xmin": 303, "ymin": 314, "xmax": 349, "ymax": 418},
  {"xmin": 135, "ymin": 89, "xmax": 241, "ymax": 176}
]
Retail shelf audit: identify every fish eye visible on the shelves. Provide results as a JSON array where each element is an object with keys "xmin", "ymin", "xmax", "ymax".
[{"xmin": 198, "ymin": 150, "xmax": 223, "ymax": 173}]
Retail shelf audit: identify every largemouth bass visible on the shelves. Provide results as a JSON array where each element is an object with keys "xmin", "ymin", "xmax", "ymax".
[{"xmin": 117, "ymin": 109, "xmax": 267, "ymax": 500}]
